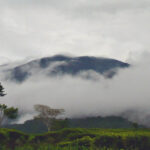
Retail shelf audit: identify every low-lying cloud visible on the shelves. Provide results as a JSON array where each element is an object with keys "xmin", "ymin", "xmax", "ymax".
[{"xmin": 0, "ymin": 55, "xmax": 150, "ymax": 126}]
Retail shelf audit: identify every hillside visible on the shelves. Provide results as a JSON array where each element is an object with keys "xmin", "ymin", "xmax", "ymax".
[
  {"xmin": 4, "ymin": 116, "xmax": 134, "ymax": 133},
  {"xmin": 1, "ymin": 55, "xmax": 129, "ymax": 82}
]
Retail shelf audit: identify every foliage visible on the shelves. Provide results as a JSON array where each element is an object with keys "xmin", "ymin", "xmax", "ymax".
[
  {"xmin": 1, "ymin": 128, "xmax": 150, "ymax": 149},
  {"xmin": 4, "ymin": 116, "xmax": 135, "ymax": 134},
  {"xmin": 0, "ymin": 83, "xmax": 18, "ymax": 127},
  {"xmin": 34, "ymin": 104, "xmax": 65, "ymax": 131},
  {"xmin": 4, "ymin": 107, "xmax": 18, "ymax": 119},
  {"xmin": 132, "ymin": 122, "xmax": 139, "ymax": 130},
  {"xmin": 4, "ymin": 118, "xmax": 48, "ymax": 133},
  {"xmin": 0, "ymin": 83, "xmax": 6, "ymax": 97},
  {"xmin": 68, "ymin": 116, "xmax": 134, "ymax": 128},
  {"xmin": 51, "ymin": 119, "xmax": 69, "ymax": 131},
  {"xmin": 0, "ymin": 104, "xmax": 18, "ymax": 127}
]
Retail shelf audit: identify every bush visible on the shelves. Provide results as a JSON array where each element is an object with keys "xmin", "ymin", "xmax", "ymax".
[
  {"xmin": 94, "ymin": 136, "xmax": 124, "ymax": 149},
  {"xmin": 76, "ymin": 136, "xmax": 93, "ymax": 147},
  {"xmin": 125, "ymin": 136, "xmax": 150, "ymax": 149}
]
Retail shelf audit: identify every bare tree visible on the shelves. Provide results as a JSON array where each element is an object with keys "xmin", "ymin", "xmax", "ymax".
[{"xmin": 34, "ymin": 104, "xmax": 65, "ymax": 131}]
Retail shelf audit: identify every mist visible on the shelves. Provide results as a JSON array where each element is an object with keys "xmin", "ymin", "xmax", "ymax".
[{"xmin": 0, "ymin": 55, "xmax": 149, "ymax": 126}]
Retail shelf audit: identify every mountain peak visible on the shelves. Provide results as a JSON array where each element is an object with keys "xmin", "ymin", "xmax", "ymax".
[{"xmin": 1, "ymin": 55, "xmax": 129, "ymax": 82}]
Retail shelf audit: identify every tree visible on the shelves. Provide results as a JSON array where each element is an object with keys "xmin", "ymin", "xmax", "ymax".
[
  {"xmin": 34, "ymin": 104, "xmax": 65, "ymax": 131},
  {"xmin": 132, "ymin": 122, "xmax": 139, "ymax": 130},
  {"xmin": 0, "ymin": 83, "xmax": 6, "ymax": 97},
  {"xmin": 51, "ymin": 118, "xmax": 69, "ymax": 131},
  {"xmin": 0, "ymin": 83, "xmax": 18, "ymax": 127},
  {"xmin": 0, "ymin": 104, "xmax": 18, "ymax": 127}
]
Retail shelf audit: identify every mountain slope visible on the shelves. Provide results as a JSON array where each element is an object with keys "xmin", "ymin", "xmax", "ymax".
[
  {"xmin": 4, "ymin": 116, "xmax": 134, "ymax": 133},
  {"xmin": 3, "ymin": 55, "xmax": 129, "ymax": 82}
]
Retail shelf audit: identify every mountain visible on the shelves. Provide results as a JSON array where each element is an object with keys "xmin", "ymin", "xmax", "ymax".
[{"xmin": 2, "ymin": 55, "xmax": 129, "ymax": 82}]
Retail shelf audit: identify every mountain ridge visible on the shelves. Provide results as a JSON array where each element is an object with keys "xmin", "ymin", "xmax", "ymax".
[{"xmin": 1, "ymin": 55, "xmax": 129, "ymax": 82}]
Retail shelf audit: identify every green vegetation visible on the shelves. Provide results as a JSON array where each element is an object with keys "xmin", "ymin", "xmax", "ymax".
[
  {"xmin": 0, "ymin": 128, "xmax": 150, "ymax": 149},
  {"xmin": 0, "ymin": 82, "xmax": 147, "ymax": 150},
  {"xmin": 0, "ymin": 83, "xmax": 6, "ymax": 97},
  {"xmin": 0, "ymin": 83, "xmax": 18, "ymax": 127},
  {"xmin": 0, "ymin": 104, "xmax": 18, "ymax": 126},
  {"xmin": 4, "ymin": 116, "xmax": 135, "ymax": 133}
]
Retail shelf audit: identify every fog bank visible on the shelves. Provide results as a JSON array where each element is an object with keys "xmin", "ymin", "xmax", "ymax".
[{"xmin": 0, "ymin": 56, "xmax": 150, "ymax": 126}]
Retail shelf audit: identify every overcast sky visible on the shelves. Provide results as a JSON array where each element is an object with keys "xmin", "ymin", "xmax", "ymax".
[{"xmin": 0, "ymin": 0, "xmax": 150, "ymax": 64}]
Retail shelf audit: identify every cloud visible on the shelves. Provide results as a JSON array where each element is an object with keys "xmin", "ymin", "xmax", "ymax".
[
  {"xmin": 0, "ymin": 0, "xmax": 150, "ymax": 125},
  {"xmin": 1, "ymin": 54, "xmax": 150, "ymax": 126},
  {"xmin": 0, "ymin": 0, "xmax": 150, "ymax": 63}
]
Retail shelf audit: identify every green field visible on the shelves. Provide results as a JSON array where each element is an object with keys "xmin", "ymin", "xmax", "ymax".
[{"xmin": 0, "ymin": 128, "xmax": 150, "ymax": 150}]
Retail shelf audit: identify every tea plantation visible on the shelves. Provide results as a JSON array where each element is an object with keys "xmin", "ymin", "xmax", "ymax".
[{"xmin": 1, "ymin": 128, "xmax": 150, "ymax": 150}]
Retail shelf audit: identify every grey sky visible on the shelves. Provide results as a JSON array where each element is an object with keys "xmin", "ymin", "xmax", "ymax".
[{"xmin": 0, "ymin": 0, "xmax": 150, "ymax": 64}]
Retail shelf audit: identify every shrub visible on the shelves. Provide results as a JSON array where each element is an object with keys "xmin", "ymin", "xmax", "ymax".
[
  {"xmin": 94, "ymin": 136, "xmax": 124, "ymax": 149},
  {"xmin": 76, "ymin": 136, "xmax": 93, "ymax": 147}
]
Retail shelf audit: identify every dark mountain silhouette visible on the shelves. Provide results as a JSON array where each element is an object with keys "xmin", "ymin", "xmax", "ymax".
[
  {"xmin": 4, "ymin": 116, "xmax": 134, "ymax": 133},
  {"xmin": 4, "ymin": 55, "xmax": 129, "ymax": 82}
]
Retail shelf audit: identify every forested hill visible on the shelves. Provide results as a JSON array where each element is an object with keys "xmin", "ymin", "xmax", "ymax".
[
  {"xmin": 4, "ymin": 116, "xmax": 134, "ymax": 133},
  {"xmin": 1, "ymin": 55, "xmax": 129, "ymax": 82}
]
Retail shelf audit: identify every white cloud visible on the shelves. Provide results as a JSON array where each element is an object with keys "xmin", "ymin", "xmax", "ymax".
[
  {"xmin": 0, "ymin": 54, "xmax": 150, "ymax": 125},
  {"xmin": 0, "ymin": 0, "xmax": 150, "ymax": 64}
]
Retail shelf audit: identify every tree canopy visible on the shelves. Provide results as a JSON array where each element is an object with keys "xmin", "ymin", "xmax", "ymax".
[
  {"xmin": 0, "ymin": 83, "xmax": 6, "ymax": 97},
  {"xmin": 0, "ymin": 104, "xmax": 18, "ymax": 126},
  {"xmin": 34, "ymin": 104, "xmax": 65, "ymax": 131},
  {"xmin": 0, "ymin": 82, "xmax": 18, "ymax": 127}
]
